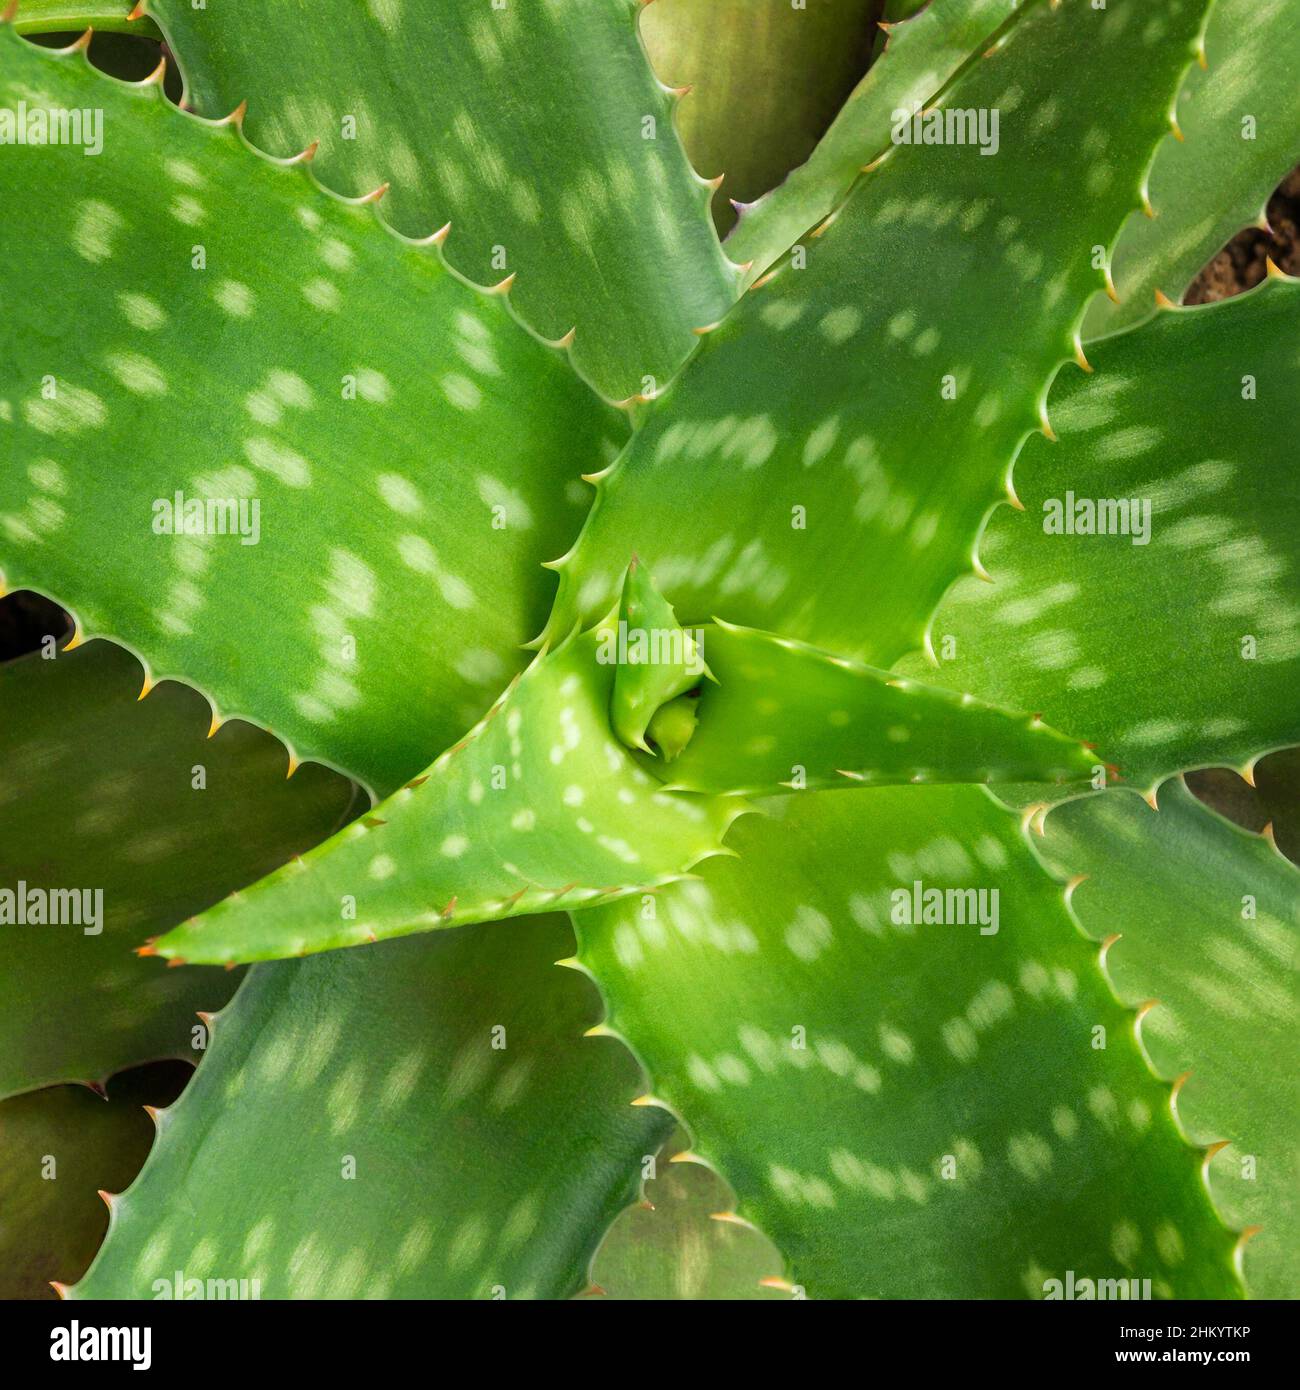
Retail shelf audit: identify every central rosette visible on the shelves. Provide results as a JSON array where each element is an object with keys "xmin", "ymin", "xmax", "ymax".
[{"xmin": 598, "ymin": 558, "xmax": 713, "ymax": 764}]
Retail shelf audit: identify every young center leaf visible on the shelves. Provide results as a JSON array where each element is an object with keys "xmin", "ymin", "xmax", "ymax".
[{"xmin": 645, "ymin": 618, "xmax": 1097, "ymax": 796}]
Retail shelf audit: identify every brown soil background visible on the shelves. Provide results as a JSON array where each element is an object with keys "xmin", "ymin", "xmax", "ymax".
[{"xmin": 1187, "ymin": 166, "xmax": 1300, "ymax": 299}]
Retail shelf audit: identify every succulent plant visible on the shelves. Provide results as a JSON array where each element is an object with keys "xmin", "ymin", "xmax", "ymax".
[{"xmin": 1, "ymin": 0, "xmax": 1296, "ymax": 1304}]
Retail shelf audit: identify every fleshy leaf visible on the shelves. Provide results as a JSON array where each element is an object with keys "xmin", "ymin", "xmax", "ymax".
[
  {"xmin": 724, "ymin": 0, "xmax": 1022, "ymax": 278},
  {"xmin": 575, "ymin": 786, "xmax": 1240, "ymax": 1298},
  {"xmin": 151, "ymin": 630, "xmax": 740, "ymax": 966},
  {"xmin": 638, "ymin": 619, "xmax": 1097, "ymax": 796},
  {"xmin": 586, "ymin": 1130, "xmax": 786, "ymax": 1301},
  {"xmin": 9, "ymin": 1, "xmax": 158, "ymax": 39},
  {"xmin": 898, "ymin": 278, "xmax": 1300, "ymax": 793},
  {"xmin": 144, "ymin": 0, "xmax": 740, "ymax": 401},
  {"xmin": 545, "ymin": 0, "xmax": 1211, "ymax": 675},
  {"xmin": 640, "ymin": 0, "xmax": 878, "ymax": 239},
  {"xmin": 74, "ymin": 918, "xmax": 672, "ymax": 1299},
  {"xmin": 609, "ymin": 557, "xmax": 709, "ymax": 755},
  {"xmin": 646, "ymin": 693, "xmax": 698, "ymax": 765},
  {"xmin": 0, "ymin": 636, "xmax": 359, "ymax": 1099},
  {"xmin": 0, "ymin": 1062, "xmax": 188, "ymax": 1298},
  {"xmin": 1033, "ymin": 779, "xmax": 1299, "ymax": 1299},
  {"xmin": 0, "ymin": 26, "xmax": 622, "ymax": 795},
  {"xmin": 1084, "ymin": 0, "xmax": 1300, "ymax": 339},
  {"xmin": 882, "ymin": 0, "xmax": 932, "ymax": 18}
]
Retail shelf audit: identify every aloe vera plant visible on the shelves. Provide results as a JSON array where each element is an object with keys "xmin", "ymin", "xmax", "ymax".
[{"xmin": 1, "ymin": 0, "xmax": 1297, "ymax": 1305}]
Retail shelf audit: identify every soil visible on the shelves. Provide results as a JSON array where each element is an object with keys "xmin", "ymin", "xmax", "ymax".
[{"xmin": 1185, "ymin": 166, "xmax": 1300, "ymax": 301}]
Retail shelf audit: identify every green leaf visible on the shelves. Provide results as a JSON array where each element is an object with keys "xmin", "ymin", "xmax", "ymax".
[
  {"xmin": 0, "ymin": 27, "xmax": 623, "ymax": 795},
  {"xmin": 724, "ymin": 0, "xmax": 1023, "ymax": 278},
  {"xmin": 641, "ymin": 619, "xmax": 1097, "ymax": 795},
  {"xmin": 608, "ymin": 556, "xmax": 709, "ymax": 755},
  {"xmin": 883, "ymin": 0, "xmax": 932, "ymax": 18},
  {"xmin": 9, "ymin": 1, "xmax": 159, "ymax": 39},
  {"xmin": 145, "ymin": 0, "xmax": 740, "ymax": 401},
  {"xmin": 0, "ymin": 637, "xmax": 359, "ymax": 1099},
  {"xmin": 646, "ymin": 693, "xmax": 698, "ymax": 765},
  {"xmin": 150, "ymin": 630, "xmax": 740, "ymax": 966},
  {"xmin": 898, "ymin": 278, "xmax": 1300, "ymax": 793},
  {"xmin": 0, "ymin": 1062, "xmax": 188, "ymax": 1298},
  {"xmin": 586, "ymin": 1130, "xmax": 787, "ymax": 1300},
  {"xmin": 546, "ymin": 0, "xmax": 1211, "ymax": 676},
  {"xmin": 640, "ymin": 0, "xmax": 879, "ymax": 239},
  {"xmin": 1032, "ymin": 779, "xmax": 1299, "ymax": 1299},
  {"xmin": 1084, "ymin": 0, "xmax": 1300, "ymax": 339},
  {"xmin": 575, "ymin": 786, "xmax": 1240, "ymax": 1298},
  {"xmin": 74, "ymin": 918, "xmax": 672, "ymax": 1299}
]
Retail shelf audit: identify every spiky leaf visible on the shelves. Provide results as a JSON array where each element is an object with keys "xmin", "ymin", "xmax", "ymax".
[
  {"xmin": 0, "ymin": 27, "xmax": 621, "ymax": 795},
  {"xmin": 1033, "ymin": 779, "xmax": 1299, "ymax": 1298},
  {"xmin": 900, "ymin": 280, "xmax": 1300, "ymax": 793},
  {"xmin": 576, "ymin": 787, "xmax": 1240, "ymax": 1298},
  {"xmin": 0, "ymin": 1062, "xmax": 188, "ymax": 1298},
  {"xmin": 144, "ymin": 0, "xmax": 739, "ymax": 400},
  {"xmin": 9, "ymin": 1, "xmax": 156, "ymax": 38},
  {"xmin": 725, "ymin": 0, "xmax": 1021, "ymax": 278},
  {"xmin": 1084, "ymin": 0, "xmax": 1300, "ymax": 339},
  {"xmin": 587, "ymin": 1131, "xmax": 786, "ymax": 1300},
  {"xmin": 151, "ymin": 630, "xmax": 739, "ymax": 965},
  {"xmin": 640, "ymin": 0, "xmax": 878, "ymax": 239},
  {"xmin": 546, "ymin": 0, "xmax": 1210, "ymax": 676},
  {"xmin": 75, "ymin": 918, "xmax": 671, "ymax": 1299},
  {"xmin": 0, "ymin": 637, "xmax": 358, "ymax": 1098}
]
